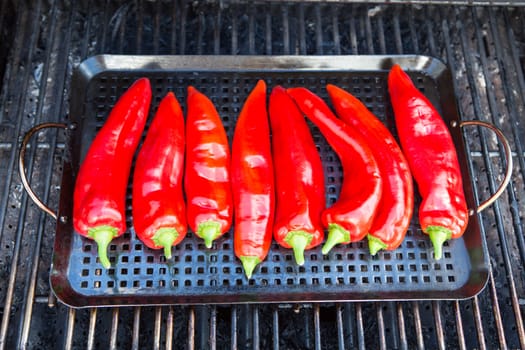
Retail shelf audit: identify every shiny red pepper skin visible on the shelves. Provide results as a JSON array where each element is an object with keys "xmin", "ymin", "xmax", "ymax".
[
  {"xmin": 132, "ymin": 92, "xmax": 187, "ymax": 259},
  {"xmin": 232, "ymin": 80, "xmax": 275, "ymax": 278},
  {"xmin": 73, "ymin": 78, "xmax": 152, "ymax": 269},
  {"xmin": 326, "ymin": 84, "xmax": 414, "ymax": 255},
  {"xmin": 268, "ymin": 86, "xmax": 325, "ymax": 266},
  {"xmin": 287, "ymin": 87, "xmax": 383, "ymax": 254},
  {"xmin": 185, "ymin": 86, "xmax": 233, "ymax": 248},
  {"xmin": 388, "ymin": 64, "xmax": 469, "ymax": 259}
]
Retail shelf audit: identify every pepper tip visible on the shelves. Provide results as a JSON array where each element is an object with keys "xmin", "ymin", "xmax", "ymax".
[
  {"xmin": 89, "ymin": 225, "xmax": 118, "ymax": 269},
  {"xmin": 152, "ymin": 227, "xmax": 179, "ymax": 259},
  {"xmin": 426, "ymin": 226, "xmax": 452, "ymax": 260},
  {"xmin": 240, "ymin": 256, "xmax": 261, "ymax": 279},
  {"xmin": 284, "ymin": 231, "xmax": 313, "ymax": 266},
  {"xmin": 367, "ymin": 234, "xmax": 388, "ymax": 256},
  {"xmin": 322, "ymin": 224, "xmax": 350, "ymax": 255},
  {"xmin": 198, "ymin": 221, "xmax": 222, "ymax": 249}
]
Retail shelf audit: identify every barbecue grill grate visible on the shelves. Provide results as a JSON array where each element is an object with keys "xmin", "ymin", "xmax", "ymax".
[{"xmin": 1, "ymin": 1, "xmax": 524, "ymax": 349}]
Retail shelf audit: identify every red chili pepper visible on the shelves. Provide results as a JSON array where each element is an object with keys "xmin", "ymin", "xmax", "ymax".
[
  {"xmin": 388, "ymin": 64, "xmax": 469, "ymax": 259},
  {"xmin": 73, "ymin": 78, "xmax": 152, "ymax": 269},
  {"xmin": 326, "ymin": 84, "xmax": 414, "ymax": 255},
  {"xmin": 232, "ymin": 80, "xmax": 275, "ymax": 278},
  {"xmin": 268, "ymin": 86, "xmax": 325, "ymax": 266},
  {"xmin": 287, "ymin": 87, "xmax": 383, "ymax": 254},
  {"xmin": 185, "ymin": 86, "xmax": 233, "ymax": 248},
  {"xmin": 132, "ymin": 92, "xmax": 187, "ymax": 259}
]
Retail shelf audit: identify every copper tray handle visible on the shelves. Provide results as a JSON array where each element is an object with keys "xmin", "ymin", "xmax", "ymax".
[
  {"xmin": 456, "ymin": 120, "xmax": 513, "ymax": 214},
  {"xmin": 20, "ymin": 120, "xmax": 511, "ymax": 220},
  {"xmin": 19, "ymin": 122, "xmax": 68, "ymax": 221}
]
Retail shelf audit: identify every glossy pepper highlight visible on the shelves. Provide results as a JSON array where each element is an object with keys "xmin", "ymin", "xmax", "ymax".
[
  {"xmin": 326, "ymin": 84, "xmax": 414, "ymax": 255},
  {"xmin": 388, "ymin": 64, "xmax": 468, "ymax": 259},
  {"xmin": 185, "ymin": 86, "xmax": 233, "ymax": 248},
  {"xmin": 287, "ymin": 87, "xmax": 383, "ymax": 254},
  {"xmin": 73, "ymin": 78, "xmax": 152, "ymax": 269},
  {"xmin": 268, "ymin": 86, "xmax": 325, "ymax": 266},
  {"xmin": 132, "ymin": 92, "xmax": 187, "ymax": 258},
  {"xmin": 232, "ymin": 80, "xmax": 275, "ymax": 278}
]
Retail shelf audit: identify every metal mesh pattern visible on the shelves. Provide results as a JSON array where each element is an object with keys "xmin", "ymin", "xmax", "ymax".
[
  {"xmin": 0, "ymin": 1, "xmax": 524, "ymax": 349},
  {"xmin": 55, "ymin": 66, "xmax": 479, "ymax": 306}
]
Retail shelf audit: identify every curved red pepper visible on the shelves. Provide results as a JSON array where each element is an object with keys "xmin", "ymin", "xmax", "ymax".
[
  {"xmin": 287, "ymin": 87, "xmax": 383, "ymax": 254},
  {"xmin": 326, "ymin": 84, "xmax": 414, "ymax": 255},
  {"xmin": 73, "ymin": 78, "xmax": 152, "ymax": 269},
  {"xmin": 388, "ymin": 64, "xmax": 469, "ymax": 259},
  {"xmin": 268, "ymin": 86, "xmax": 325, "ymax": 266},
  {"xmin": 132, "ymin": 92, "xmax": 187, "ymax": 259},
  {"xmin": 185, "ymin": 86, "xmax": 233, "ymax": 248},
  {"xmin": 232, "ymin": 80, "xmax": 275, "ymax": 278}
]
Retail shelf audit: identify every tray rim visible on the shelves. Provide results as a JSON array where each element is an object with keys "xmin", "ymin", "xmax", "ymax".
[
  {"xmin": 75, "ymin": 53, "xmax": 450, "ymax": 79},
  {"xmin": 51, "ymin": 54, "xmax": 490, "ymax": 308}
]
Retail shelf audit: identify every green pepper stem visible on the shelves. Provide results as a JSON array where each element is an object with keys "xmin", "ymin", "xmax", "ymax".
[
  {"xmin": 152, "ymin": 227, "xmax": 178, "ymax": 259},
  {"xmin": 198, "ymin": 221, "xmax": 222, "ymax": 248},
  {"xmin": 240, "ymin": 256, "xmax": 261, "ymax": 279},
  {"xmin": 284, "ymin": 230, "xmax": 313, "ymax": 266},
  {"xmin": 367, "ymin": 234, "xmax": 388, "ymax": 255},
  {"xmin": 322, "ymin": 223, "xmax": 350, "ymax": 254},
  {"xmin": 426, "ymin": 226, "xmax": 452, "ymax": 260},
  {"xmin": 89, "ymin": 225, "xmax": 118, "ymax": 269}
]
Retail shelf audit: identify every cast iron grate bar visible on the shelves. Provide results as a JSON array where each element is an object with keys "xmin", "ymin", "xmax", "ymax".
[
  {"xmin": 475, "ymin": 7, "xmax": 525, "ymax": 345},
  {"xmin": 18, "ymin": 2, "xmax": 75, "ymax": 346},
  {"xmin": 492, "ymin": 7, "xmax": 525, "ymax": 264},
  {"xmin": 0, "ymin": 0, "xmax": 48, "ymax": 348},
  {"xmin": 461, "ymin": 6, "xmax": 524, "ymax": 348},
  {"xmin": 0, "ymin": 1, "xmax": 524, "ymax": 349}
]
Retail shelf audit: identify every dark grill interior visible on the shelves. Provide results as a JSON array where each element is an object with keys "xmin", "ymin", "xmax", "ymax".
[{"xmin": 1, "ymin": 1, "xmax": 524, "ymax": 349}]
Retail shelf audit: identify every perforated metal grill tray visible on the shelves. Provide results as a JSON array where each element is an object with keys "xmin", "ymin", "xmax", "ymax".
[{"xmin": 50, "ymin": 55, "xmax": 489, "ymax": 307}]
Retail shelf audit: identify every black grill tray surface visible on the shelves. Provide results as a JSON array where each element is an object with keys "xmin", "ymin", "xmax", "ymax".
[{"xmin": 51, "ymin": 55, "xmax": 489, "ymax": 307}]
